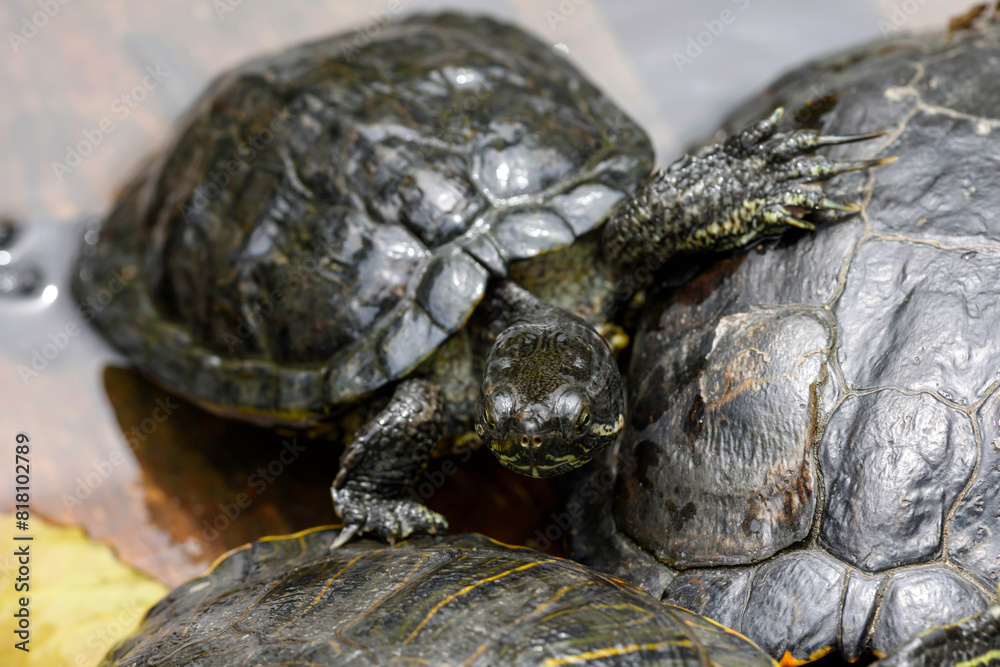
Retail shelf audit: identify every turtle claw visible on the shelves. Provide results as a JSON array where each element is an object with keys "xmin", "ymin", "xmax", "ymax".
[
  {"xmin": 759, "ymin": 126, "xmax": 888, "ymax": 162},
  {"xmin": 330, "ymin": 486, "xmax": 448, "ymax": 549},
  {"xmin": 812, "ymin": 156, "xmax": 897, "ymax": 180},
  {"xmin": 819, "ymin": 197, "xmax": 861, "ymax": 212},
  {"xmin": 777, "ymin": 155, "xmax": 894, "ymax": 183},
  {"xmin": 769, "ymin": 188, "xmax": 860, "ymax": 224},
  {"xmin": 869, "ymin": 155, "xmax": 899, "ymax": 167},
  {"xmin": 781, "ymin": 216, "xmax": 816, "ymax": 231},
  {"xmin": 764, "ymin": 203, "xmax": 818, "ymax": 231},
  {"xmin": 812, "ymin": 129, "xmax": 889, "ymax": 147},
  {"xmin": 748, "ymin": 117, "xmax": 890, "ymax": 231},
  {"xmin": 330, "ymin": 523, "xmax": 361, "ymax": 551}
]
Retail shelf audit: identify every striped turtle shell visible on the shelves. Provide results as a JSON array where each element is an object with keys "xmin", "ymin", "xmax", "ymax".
[{"xmin": 103, "ymin": 527, "xmax": 777, "ymax": 666}]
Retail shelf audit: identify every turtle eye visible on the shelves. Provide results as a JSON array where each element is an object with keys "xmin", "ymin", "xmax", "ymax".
[
  {"xmin": 575, "ymin": 403, "xmax": 591, "ymax": 433},
  {"xmin": 480, "ymin": 389, "xmax": 513, "ymax": 432}
]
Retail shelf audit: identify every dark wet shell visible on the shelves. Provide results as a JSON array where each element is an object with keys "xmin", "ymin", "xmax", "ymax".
[
  {"xmin": 572, "ymin": 18, "xmax": 1000, "ymax": 665},
  {"xmin": 74, "ymin": 13, "xmax": 652, "ymax": 424},
  {"xmin": 102, "ymin": 528, "xmax": 776, "ymax": 666}
]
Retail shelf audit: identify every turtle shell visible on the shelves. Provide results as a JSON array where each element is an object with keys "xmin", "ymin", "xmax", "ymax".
[
  {"xmin": 73, "ymin": 12, "xmax": 651, "ymax": 426},
  {"xmin": 102, "ymin": 527, "xmax": 777, "ymax": 666},
  {"xmin": 572, "ymin": 16, "xmax": 1000, "ymax": 665}
]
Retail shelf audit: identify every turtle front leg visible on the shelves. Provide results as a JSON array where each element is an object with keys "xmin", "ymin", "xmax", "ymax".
[
  {"xmin": 603, "ymin": 107, "xmax": 893, "ymax": 269},
  {"xmin": 330, "ymin": 378, "xmax": 448, "ymax": 549}
]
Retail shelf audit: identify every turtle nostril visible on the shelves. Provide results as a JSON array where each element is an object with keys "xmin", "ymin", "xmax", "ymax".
[
  {"xmin": 520, "ymin": 435, "xmax": 530, "ymax": 448},
  {"xmin": 532, "ymin": 435, "xmax": 542, "ymax": 447}
]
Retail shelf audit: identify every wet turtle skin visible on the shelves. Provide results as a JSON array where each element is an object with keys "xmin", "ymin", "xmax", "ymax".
[
  {"xmin": 572, "ymin": 16, "xmax": 1000, "ymax": 666},
  {"xmin": 102, "ymin": 527, "xmax": 779, "ymax": 667}
]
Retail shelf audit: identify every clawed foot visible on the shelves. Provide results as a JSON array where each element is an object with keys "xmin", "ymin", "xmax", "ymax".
[
  {"xmin": 727, "ymin": 107, "xmax": 894, "ymax": 232},
  {"xmin": 330, "ymin": 487, "xmax": 449, "ymax": 550},
  {"xmin": 603, "ymin": 107, "xmax": 894, "ymax": 268}
]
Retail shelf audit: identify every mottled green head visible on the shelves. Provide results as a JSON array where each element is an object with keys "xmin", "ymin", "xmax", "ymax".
[{"xmin": 477, "ymin": 319, "xmax": 625, "ymax": 478}]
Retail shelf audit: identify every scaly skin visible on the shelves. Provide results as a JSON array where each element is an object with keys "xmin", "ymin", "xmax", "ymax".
[
  {"xmin": 603, "ymin": 108, "xmax": 889, "ymax": 271},
  {"xmin": 330, "ymin": 379, "xmax": 448, "ymax": 547}
]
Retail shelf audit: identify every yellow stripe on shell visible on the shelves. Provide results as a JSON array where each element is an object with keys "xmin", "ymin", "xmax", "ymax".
[
  {"xmin": 201, "ymin": 524, "xmax": 345, "ymax": 576},
  {"xmin": 404, "ymin": 561, "xmax": 544, "ymax": 643}
]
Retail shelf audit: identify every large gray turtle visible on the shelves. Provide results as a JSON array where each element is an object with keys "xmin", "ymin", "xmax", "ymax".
[
  {"xmin": 73, "ymin": 12, "xmax": 875, "ymax": 546},
  {"xmin": 572, "ymin": 11, "xmax": 1000, "ymax": 665}
]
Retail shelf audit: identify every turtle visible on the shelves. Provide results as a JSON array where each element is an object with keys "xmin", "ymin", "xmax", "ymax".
[
  {"xmin": 570, "ymin": 10, "xmax": 1000, "ymax": 666},
  {"xmin": 102, "ymin": 525, "xmax": 781, "ymax": 666},
  {"xmin": 72, "ymin": 12, "xmax": 879, "ymax": 547},
  {"xmin": 102, "ymin": 527, "xmax": 999, "ymax": 667}
]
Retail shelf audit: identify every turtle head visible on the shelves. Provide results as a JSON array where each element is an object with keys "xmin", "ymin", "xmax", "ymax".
[{"xmin": 477, "ymin": 319, "xmax": 624, "ymax": 478}]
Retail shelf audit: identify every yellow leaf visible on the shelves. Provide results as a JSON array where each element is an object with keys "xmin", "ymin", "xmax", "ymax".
[{"xmin": 0, "ymin": 514, "xmax": 167, "ymax": 667}]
